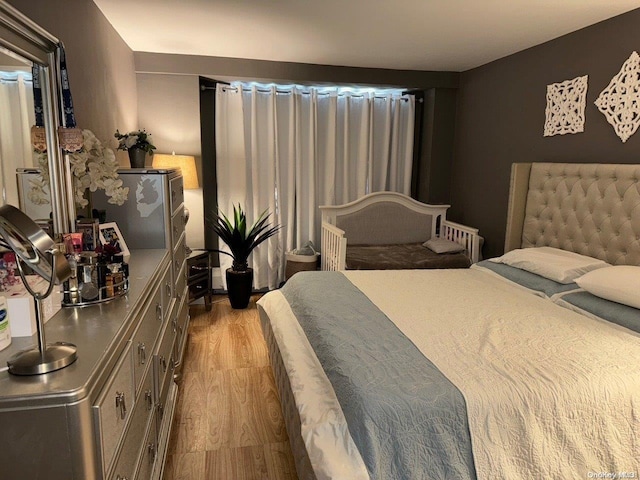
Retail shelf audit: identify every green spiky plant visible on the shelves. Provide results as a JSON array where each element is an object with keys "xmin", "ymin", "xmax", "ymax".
[{"xmin": 212, "ymin": 205, "xmax": 281, "ymax": 271}]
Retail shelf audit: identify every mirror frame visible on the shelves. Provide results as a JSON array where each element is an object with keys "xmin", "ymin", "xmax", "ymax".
[{"xmin": 0, "ymin": 1, "xmax": 73, "ymax": 236}]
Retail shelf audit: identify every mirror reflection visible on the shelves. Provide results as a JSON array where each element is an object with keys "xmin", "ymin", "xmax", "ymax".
[{"xmin": 0, "ymin": 46, "xmax": 52, "ymax": 222}]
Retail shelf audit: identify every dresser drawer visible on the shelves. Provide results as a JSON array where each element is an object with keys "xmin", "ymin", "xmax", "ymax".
[
  {"xmin": 94, "ymin": 342, "xmax": 134, "ymax": 475},
  {"xmin": 136, "ymin": 415, "xmax": 158, "ymax": 480},
  {"xmin": 159, "ymin": 263, "xmax": 172, "ymax": 324},
  {"xmin": 187, "ymin": 253, "xmax": 209, "ymax": 280},
  {"xmin": 109, "ymin": 368, "xmax": 155, "ymax": 480},
  {"xmin": 171, "ymin": 208, "xmax": 185, "ymax": 253},
  {"xmin": 132, "ymin": 284, "xmax": 163, "ymax": 395},
  {"xmin": 173, "ymin": 237, "xmax": 186, "ymax": 283},
  {"xmin": 188, "ymin": 277, "xmax": 209, "ymax": 302},
  {"xmin": 154, "ymin": 319, "xmax": 176, "ymax": 402},
  {"xmin": 169, "ymin": 175, "xmax": 183, "ymax": 216},
  {"xmin": 175, "ymin": 260, "xmax": 187, "ymax": 306},
  {"xmin": 175, "ymin": 295, "xmax": 189, "ymax": 353}
]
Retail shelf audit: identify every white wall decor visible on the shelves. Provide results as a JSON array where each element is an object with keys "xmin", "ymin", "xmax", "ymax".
[
  {"xmin": 595, "ymin": 51, "xmax": 640, "ymax": 143},
  {"xmin": 544, "ymin": 75, "xmax": 588, "ymax": 137}
]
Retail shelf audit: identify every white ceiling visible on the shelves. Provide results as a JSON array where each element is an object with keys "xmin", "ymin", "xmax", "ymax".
[{"xmin": 93, "ymin": 0, "xmax": 640, "ymax": 72}]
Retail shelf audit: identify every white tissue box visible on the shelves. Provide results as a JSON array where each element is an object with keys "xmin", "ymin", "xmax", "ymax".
[{"xmin": 3, "ymin": 276, "xmax": 62, "ymax": 337}]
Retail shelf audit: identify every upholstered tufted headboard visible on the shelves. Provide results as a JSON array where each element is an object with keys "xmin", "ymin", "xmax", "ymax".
[{"xmin": 505, "ymin": 163, "xmax": 640, "ymax": 266}]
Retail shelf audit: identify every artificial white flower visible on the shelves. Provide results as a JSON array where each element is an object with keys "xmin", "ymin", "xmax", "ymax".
[
  {"xmin": 124, "ymin": 136, "xmax": 138, "ymax": 149},
  {"xmin": 30, "ymin": 129, "xmax": 129, "ymax": 207}
]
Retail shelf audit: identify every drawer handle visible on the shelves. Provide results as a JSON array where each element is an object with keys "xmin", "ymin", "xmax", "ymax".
[
  {"xmin": 148, "ymin": 443, "xmax": 156, "ymax": 464},
  {"xmin": 116, "ymin": 476, "xmax": 129, "ymax": 480},
  {"xmin": 170, "ymin": 356, "xmax": 176, "ymax": 372},
  {"xmin": 156, "ymin": 303, "xmax": 163, "ymax": 322},
  {"xmin": 172, "ymin": 318, "xmax": 177, "ymax": 334},
  {"xmin": 166, "ymin": 283, "xmax": 172, "ymax": 298},
  {"xmin": 160, "ymin": 355, "xmax": 167, "ymax": 373},
  {"xmin": 145, "ymin": 389, "xmax": 153, "ymax": 411},
  {"xmin": 115, "ymin": 392, "xmax": 127, "ymax": 420},
  {"xmin": 138, "ymin": 342, "xmax": 146, "ymax": 365},
  {"xmin": 158, "ymin": 403, "xmax": 164, "ymax": 419}
]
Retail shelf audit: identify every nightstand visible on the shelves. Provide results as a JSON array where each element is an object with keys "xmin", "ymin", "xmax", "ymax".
[{"xmin": 187, "ymin": 249, "xmax": 212, "ymax": 310}]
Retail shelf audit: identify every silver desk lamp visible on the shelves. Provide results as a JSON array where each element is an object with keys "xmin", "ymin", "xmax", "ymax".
[{"xmin": 0, "ymin": 204, "xmax": 76, "ymax": 375}]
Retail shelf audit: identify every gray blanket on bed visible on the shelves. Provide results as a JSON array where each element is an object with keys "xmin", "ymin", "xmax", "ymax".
[{"xmin": 281, "ymin": 271, "xmax": 476, "ymax": 480}]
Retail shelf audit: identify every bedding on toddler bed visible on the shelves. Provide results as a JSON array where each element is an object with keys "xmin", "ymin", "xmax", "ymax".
[{"xmin": 346, "ymin": 242, "xmax": 470, "ymax": 270}]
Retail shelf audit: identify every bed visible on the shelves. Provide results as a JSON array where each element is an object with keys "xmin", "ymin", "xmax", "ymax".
[
  {"xmin": 258, "ymin": 163, "xmax": 640, "ymax": 479},
  {"xmin": 319, "ymin": 192, "xmax": 480, "ymax": 271}
]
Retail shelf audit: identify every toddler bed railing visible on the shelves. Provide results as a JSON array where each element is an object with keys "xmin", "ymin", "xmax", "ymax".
[{"xmin": 320, "ymin": 192, "xmax": 480, "ymax": 271}]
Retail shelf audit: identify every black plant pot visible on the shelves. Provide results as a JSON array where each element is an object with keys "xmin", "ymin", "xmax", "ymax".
[
  {"xmin": 128, "ymin": 147, "xmax": 146, "ymax": 168},
  {"xmin": 226, "ymin": 268, "xmax": 253, "ymax": 309}
]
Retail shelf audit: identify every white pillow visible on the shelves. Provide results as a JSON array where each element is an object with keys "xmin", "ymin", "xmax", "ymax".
[
  {"xmin": 489, "ymin": 247, "xmax": 609, "ymax": 284},
  {"xmin": 575, "ymin": 266, "xmax": 640, "ymax": 309},
  {"xmin": 423, "ymin": 237, "xmax": 465, "ymax": 254}
]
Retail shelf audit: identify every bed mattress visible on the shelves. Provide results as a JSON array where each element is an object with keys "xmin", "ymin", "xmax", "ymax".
[{"xmin": 258, "ymin": 269, "xmax": 640, "ymax": 479}]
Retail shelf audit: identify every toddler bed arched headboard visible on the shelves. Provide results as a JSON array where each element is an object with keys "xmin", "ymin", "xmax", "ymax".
[{"xmin": 504, "ymin": 162, "xmax": 640, "ymax": 266}]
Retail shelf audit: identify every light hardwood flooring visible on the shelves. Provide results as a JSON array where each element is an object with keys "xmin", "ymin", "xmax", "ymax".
[{"xmin": 163, "ymin": 295, "xmax": 298, "ymax": 480}]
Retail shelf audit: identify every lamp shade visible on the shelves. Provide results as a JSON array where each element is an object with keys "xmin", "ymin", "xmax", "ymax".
[{"xmin": 152, "ymin": 153, "xmax": 199, "ymax": 189}]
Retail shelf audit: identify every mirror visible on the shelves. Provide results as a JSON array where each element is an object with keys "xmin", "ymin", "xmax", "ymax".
[
  {"xmin": 0, "ymin": 47, "xmax": 38, "ymax": 214},
  {"xmin": 0, "ymin": 1, "xmax": 72, "ymax": 236}
]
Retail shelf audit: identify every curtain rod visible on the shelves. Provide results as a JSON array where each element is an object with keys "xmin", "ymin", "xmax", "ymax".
[{"xmin": 201, "ymin": 84, "xmax": 419, "ymax": 101}]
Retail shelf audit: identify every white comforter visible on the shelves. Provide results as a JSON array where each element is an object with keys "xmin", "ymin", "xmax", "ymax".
[{"xmin": 259, "ymin": 268, "xmax": 640, "ymax": 479}]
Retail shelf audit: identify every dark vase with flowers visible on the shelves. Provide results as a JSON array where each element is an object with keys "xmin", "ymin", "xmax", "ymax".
[
  {"xmin": 128, "ymin": 147, "xmax": 146, "ymax": 168},
  {"xmin": 115, "ymin": 129, "xmax": 156, "ymax": 168}
]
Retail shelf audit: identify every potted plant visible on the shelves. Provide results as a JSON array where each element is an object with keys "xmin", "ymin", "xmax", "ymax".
[
  {"xmin": 114, "ymin": 129, "xmax": 156, "ymax": 168},
  {"xmin": 213, "ymin": 204, "xmax": 280, "ymax": 309}
]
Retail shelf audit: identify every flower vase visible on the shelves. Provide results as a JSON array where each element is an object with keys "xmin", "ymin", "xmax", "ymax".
[{"xmin": 128, "ymin": 147, "xmax": 146, "ymax": 168}]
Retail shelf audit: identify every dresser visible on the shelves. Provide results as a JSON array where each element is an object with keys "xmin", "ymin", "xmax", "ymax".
[{"xmin": 0, "ymin": 169, "xmax": 190, "ymax": 480}]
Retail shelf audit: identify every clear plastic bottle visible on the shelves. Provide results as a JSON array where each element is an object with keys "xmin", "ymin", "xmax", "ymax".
[{"xmin": 0, "ymin": 296, "xmax": 11, "ymax": 351}]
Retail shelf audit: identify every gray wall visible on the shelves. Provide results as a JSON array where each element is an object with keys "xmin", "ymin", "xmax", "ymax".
[
  {"xmin": 451, "ymin": 8, "xmax": 640, "ymax": 258},
  {"xmin": 137, "ymin": 73, "xmax": 204, "ymax": 249},
  {"xmin": 8, "ymin": 0, "xmax": 138, "ymax": 159}
]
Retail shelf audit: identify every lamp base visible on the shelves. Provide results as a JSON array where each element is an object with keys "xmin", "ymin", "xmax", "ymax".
[{"xmin": 7, "ymin": 342, "xmax": 78, "ymax": 375}]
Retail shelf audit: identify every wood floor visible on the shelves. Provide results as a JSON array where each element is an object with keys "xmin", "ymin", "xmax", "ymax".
[{"xmin": 163, "ymin": 295, "xmax": 298, "ymax": 480}]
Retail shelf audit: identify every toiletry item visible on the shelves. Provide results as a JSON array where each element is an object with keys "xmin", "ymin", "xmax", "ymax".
[
  {"xmin": 105, "ymin": 272, "xmax": 114, "ymax": 298},
  {"xmin": 63, "ymin": 233, "xmax": 83, "ymax": 254},
  {"xmin": 97, "ymin": 263, "xmax": 108, "ymax": 299},
  {"xmin": 76, "ymin": 218, "xmax": 99, "ymax": 251},
  {"xmin": 70, "ymin": 232, "xmax": 83, "ymax": 253},
  {"xmin": 79, "ymin": 265, "xmax": 99, "ymax": 300},
  {"xmin": 0, "ymin": 296, "xmax": 11, "ymax": 351},
  {"xmin": 66, "ymin": 254, "xmax": 80, "ymax": 303}
]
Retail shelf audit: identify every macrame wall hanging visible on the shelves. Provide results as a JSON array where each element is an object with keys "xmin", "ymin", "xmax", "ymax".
[
  {"xmin": 594, "ymin": 51, "xmax": 640, "ymax": 143},
  {"xmin": 543, "ymin": 75, "xmax": 588, "ymax": 137}
]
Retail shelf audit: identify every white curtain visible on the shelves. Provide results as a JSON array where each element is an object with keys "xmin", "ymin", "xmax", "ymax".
[
  {"xmin": 0, "ymin": 71, "xmax": 35, "ymax": 207},
  {"xmin": 215, "ymin": 83, "xmax": 415, "ymax": 289}
]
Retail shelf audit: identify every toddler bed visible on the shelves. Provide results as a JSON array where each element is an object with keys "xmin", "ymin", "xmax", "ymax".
[
  {"xmin": 259, "ymin": 162, "xmax": 640, "ymax": 479},
  {"xmin": 320, "ymin": 192, "xmax": 480, "ymax": 271}
]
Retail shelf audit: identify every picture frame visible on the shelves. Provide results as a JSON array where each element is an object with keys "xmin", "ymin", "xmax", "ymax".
[{"xmin": 98, "ymin": 222, "xmax": 130, "ymax": 262}]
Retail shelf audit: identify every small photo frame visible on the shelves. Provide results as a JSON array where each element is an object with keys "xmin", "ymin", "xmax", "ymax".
[{"xmin": 98, "ymin": 222, "xmax": 130, "ymax": 262}]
